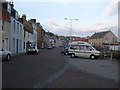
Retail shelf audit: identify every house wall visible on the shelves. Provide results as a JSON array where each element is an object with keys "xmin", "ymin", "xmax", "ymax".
[
  {"xmin": 23, "ymin": 31, "xmax": 29, "ymax": 52},
  {"xmin": 103, "ymin": 31, "xmax": 117, "ymax": 44},
  {"xmin": 19, "ymin": 15, "xmax": 34, "ymax": 53},
  {"xmin": 0, "ymin": 7, "xmax": 11, "ymax": 51},
  {"xmin": 36, "ymin": 27, "xmax": 41, "ymax": 49},
  {"xmin": 89, "ymin": 31, "xmax": 117, "ymax": 49},
  {"xmin": 44, "ymin": 33, "xmax": 50, "ymax": 48},
  {"xmin": 1, "ymin": 20, "xmax": 10, "ymax": 51},
  {"xmin": 90, "ymin": 38, "xmax": 103, "ymax": 47},
  {"xmin": 29, "ymin": 29, "xmax": 37, "ymax": 46},
  {"xmin": 10, "ymin": 17, "xmax": 24, "ymax": 54},
  {"xmin": 36, "ymin": 23, "xmax": 44, "ymax": 49}
]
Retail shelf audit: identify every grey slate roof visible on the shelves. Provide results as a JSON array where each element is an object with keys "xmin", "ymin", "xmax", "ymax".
[{"xmin": 89, "ymin": 30, "xmax": 110, "ymax": 39}]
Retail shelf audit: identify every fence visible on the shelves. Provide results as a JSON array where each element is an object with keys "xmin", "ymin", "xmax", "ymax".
[{"xmin": 100, "ymin": 50, "xmax": 120, "ymax": 60}]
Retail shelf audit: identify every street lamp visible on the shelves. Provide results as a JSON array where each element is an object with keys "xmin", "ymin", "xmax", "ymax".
[{"xmin": 64, "ymin": 18, "xmax": 78, "ymax": 42}]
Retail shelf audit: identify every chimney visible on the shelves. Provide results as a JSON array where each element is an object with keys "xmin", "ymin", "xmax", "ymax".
[
  {"xmin": 36, "ymin": 22, "xmax": 40, "ymax": 26},
  {"xmin": 30, "ymin": 19, "xmax": 36, "ymax": 23},
  {"xmin": 22, "ymin": 14, "xmax": 26, "ymax": 20},
  {"xmin": 11, "ymin": 0, "xmax": 14, "ymax": 8}
]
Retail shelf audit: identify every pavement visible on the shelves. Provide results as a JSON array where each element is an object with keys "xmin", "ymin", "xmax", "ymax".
[
  {"xmin": 67, "ymin": 57, "xmax": 119, "ymax": 82},
  {"xmin": 46, "ymin": 57, "xmax": 119, "ymax": 88},
  {"xmin": 46, "ymin": 65, "xmax": 118, "ymax": 88}
]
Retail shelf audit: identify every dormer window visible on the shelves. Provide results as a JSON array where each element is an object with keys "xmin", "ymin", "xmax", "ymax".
[
  {"xmin": 7, "ymin": 3, "xmax": 11, "ymax": 13},
  {"xmin": 2, "ymin": 20, "xmax": 5, "ymax": 32},
  {"xmin": 15, "ymin": 11, "xmax": 18, "ymax": 19}
]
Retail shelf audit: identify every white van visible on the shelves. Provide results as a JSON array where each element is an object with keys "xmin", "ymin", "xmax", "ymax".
[{"xmin": 68, "ymin": 41, "xmax": 100, "ymax": 59}]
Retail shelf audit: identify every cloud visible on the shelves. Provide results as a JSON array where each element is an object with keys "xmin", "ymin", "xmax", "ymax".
[
  {"xmin": 45, "ymin": 19, "xmax": 59, "ymax": 26},
  {"xmin": 44, "ymin": 19, "xmax": 70, "ymax": 33},
  {"xmin": 43, "ymin": 18, "xmax": 118, "ymax": 37},
  {"xmin": 43, "ymin": 23, "xmax": 118, "ymax": 37},
  {"xmin": 103, "ymin": 1, "xmax": 118, "ymax": 17},
  {"xmin": 75, "ymin": 28, "xmax": 88, "ymax": 33},
  {"xmin": 95, "ymin": 22, "xmax": 104, "ymax": 27}
]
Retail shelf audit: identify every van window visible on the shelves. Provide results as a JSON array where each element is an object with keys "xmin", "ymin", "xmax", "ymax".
[
  {"xmin": 86, "ymin": 46, "xmax": 95, "ymax": 51},
  {"xmin": 70, "ymin": 45, "xmax": 79, "ymax": 50},
  {"xmin": 79, "ymin": 45, "xmax": 85, "ymax": 50}
]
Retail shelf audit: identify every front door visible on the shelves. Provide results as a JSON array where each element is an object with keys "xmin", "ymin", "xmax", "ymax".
[{"xmin": 16, "ymin": 39, "xmax": 19, "ymax": 53}]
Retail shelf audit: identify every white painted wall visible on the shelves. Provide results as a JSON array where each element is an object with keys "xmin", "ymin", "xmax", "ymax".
[
  {"xmin": 28, "ymin": 24, "xmax": 37, "ymax": 47},
  {"xmin": 118, "ymin": 27, "xmax": 120, "ymax": 42},
  {"xmin": 10, "ymin": 17, "xmax": 24, "ymax": 54}
]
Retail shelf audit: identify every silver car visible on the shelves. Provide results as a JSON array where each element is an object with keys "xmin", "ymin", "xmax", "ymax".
[
  {"xmin": 27, "ymin": 46, "xmax": 39, "ymax": 54},
  {"xmin": 0, "ymin": 49, "xmax": 11, "ymax": 61}
]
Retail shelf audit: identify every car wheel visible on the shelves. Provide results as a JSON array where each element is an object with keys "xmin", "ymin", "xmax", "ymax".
[
  {"xmin": 71, "ymin": 53, "xmax": 75, "ymax": 58},
  {"xmin": 64, "ymin": 52, "xmax": 68, "ymax": 55},
  {"xmin": 35, "ymin": 51, "xmax": 36, "ymax": 54},
  {"xmin": 90, "ymin": 55, "xmax": 95, "ymax": 59},
  {"xmin": 6, "ymin": 54, "xmax": 11, "ymax": 61},
  {"xmin": 36, "ymin": 52, "xmax": 39, "ymax": 54}
]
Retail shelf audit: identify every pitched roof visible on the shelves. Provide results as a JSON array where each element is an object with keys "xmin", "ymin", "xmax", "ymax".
[{"xmin": 90, "ymin": 30, "xmax": 110, "ymax": 39}]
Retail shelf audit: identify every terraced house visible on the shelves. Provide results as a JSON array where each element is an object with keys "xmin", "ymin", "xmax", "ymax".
[
  {"xmin": 0, "ymin": 3, "xmax": 10, "ymax": 51},
  {"xmin": 36, "ymin": 23, "xmax": 45, "ymax": 49},
  {"xmin": 19, "ymin": 14, "xmax": 34, "ymax": 53},
  {"xmin": 28, "ymin": 19, "xmax": 38, "ymax": 49},
  {"xmin": 2, "ymin": 2, "xmax": 24, "ymax": 55}
]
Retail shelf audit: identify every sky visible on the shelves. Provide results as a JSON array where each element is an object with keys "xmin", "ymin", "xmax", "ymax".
[{"xmin": 7, "ymin": 0, "xmax": 119, "ymax": 37}]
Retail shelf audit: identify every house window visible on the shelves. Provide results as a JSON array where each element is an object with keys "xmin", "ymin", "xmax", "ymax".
[
  {"xmin": 99, "ymin": 42, "xmax": 101, "ymax": 45},
  {"xmin": 7, "ymin": 3, "xmax": 11, "ymax": 13},
  {"xmin": 2, "ymin": 20, "xmax": 5, "ymax": 32},
  {"xmin": 2, "ymin": 40, "xmax": 4, "ymax": 49},
  {"xmin": 105, "ymin": 37, "xmax": 107, "ymax": 40},
  {"xmin": 24, "ymin": 42, "xmax": 25, "ymax": 49},
  {"xmin": 5, "ymin": 38, "xmax": 9, "ymax": 51},
  {"xmin": 24, "ymin": 31, "xmax": 26, "ymax": 37},
  {"xmin": 13, "ymin": 20, "xmax": 16, "ymax": 33},
  {"xmin": 20, "ymin": 25, "xmax": 22, "ymax": 34},
  {"xmin": 13, "ymin": 38, "xmax": 15, "ymax": 51},
  {"xmin": 19, "ymin": 40, "xmax": 22, "ymax": 51},
  {"xmin": 17, "ymin": 22, "xmax": 19, "ymax": 34},
  {"xmin": 28, "ymin": 33, "xmax": 29, "ymax": 38}
]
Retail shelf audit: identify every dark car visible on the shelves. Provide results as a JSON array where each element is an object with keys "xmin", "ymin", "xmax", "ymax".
[{"xmin": 61, "ymin": 45, "xmax": 69, "ymax": 55}]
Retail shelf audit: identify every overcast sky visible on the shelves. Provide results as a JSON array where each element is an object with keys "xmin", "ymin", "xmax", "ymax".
[{"xmin": 7, "ymin": 0, "xmax": 119, "ymax": 37}]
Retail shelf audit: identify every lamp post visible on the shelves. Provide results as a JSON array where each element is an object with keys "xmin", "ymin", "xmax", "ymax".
[
  {"xmin": 64, "ymin": 18, "xmax": 78, "ymax": 42},
  {"xmin": 109, "ymin": 26, "xmax": 117, "ymax": 60}
]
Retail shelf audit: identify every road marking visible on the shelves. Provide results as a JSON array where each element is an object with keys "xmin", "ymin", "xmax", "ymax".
[{"xmin": 32, "ymin": 60, "xmax": 69, "ymax": 88}]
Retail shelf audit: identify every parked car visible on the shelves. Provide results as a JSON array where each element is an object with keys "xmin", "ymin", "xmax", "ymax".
[
  {"xmin": 61, "ymin": 45, "xmax": 69, "ymax": 55},
  {"xmin": 27, "ymin": 46, "xmax": 39, "ymax": 54},
  {"xmin": 68, "ymin": 41, "xmax": 100, "ymax": 59},
  {"xmin": 0, "ymin": 48, "xmax": 11, "ymax": 61}
]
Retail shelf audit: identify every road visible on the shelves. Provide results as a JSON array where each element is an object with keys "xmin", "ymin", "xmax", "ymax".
[
  {"xmin": 2, "ymin": 47, "xmax": 119, "ymax": 88},
  {"xmin": 2, "ymin": 47, "xmax": 65, "ymax": 88}
]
